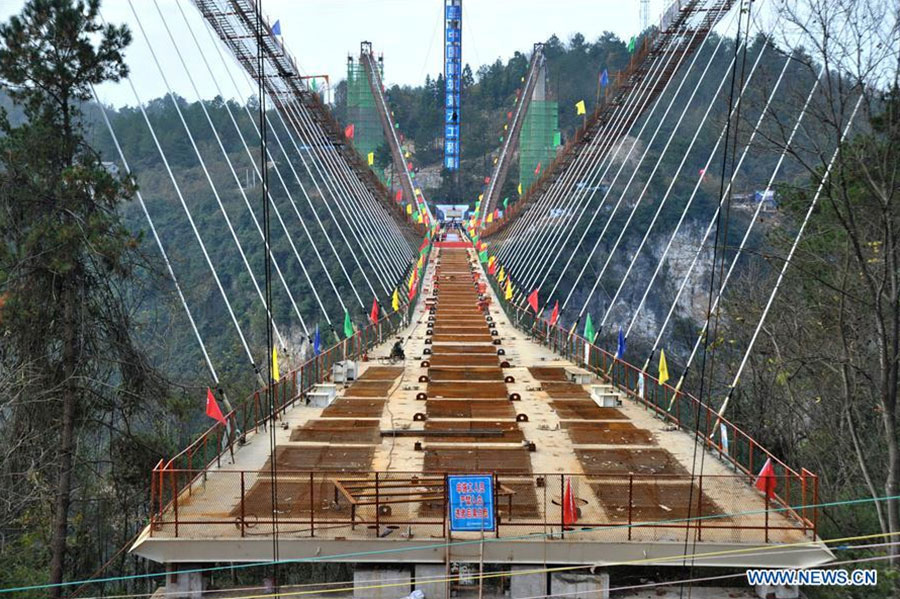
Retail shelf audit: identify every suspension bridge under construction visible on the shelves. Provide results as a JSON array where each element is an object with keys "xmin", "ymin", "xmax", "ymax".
[{"xmin": 88, "ymin": 0, "xmax": 861, "ymax": 596}]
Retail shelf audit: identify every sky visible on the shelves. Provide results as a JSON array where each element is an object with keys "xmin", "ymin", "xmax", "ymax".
[{"xmin": 1, "ymin": 0, "xmax": 667, "ymax": 107}]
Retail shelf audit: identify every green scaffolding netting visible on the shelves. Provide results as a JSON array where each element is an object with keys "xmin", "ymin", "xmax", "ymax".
[
  {"xmin": 347, "ymin": 58, "xmax": 386, "ymax": 182},
  {"xmin": 519, "ymin": 100, "xmax": 559, "ymax": 195}
]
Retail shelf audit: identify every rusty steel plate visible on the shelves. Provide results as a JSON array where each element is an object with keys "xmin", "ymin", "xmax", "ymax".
[
  {"xmin": 551, "ymin": 401, "xmax": 627, "ymax": 420},
  {"xmin": 423, "ymin": 448, "xmax": 532, "ymax": 474},
  {"xmin": 575, "ymin": 448, "xmax": 689, "ymax": 476},
  {"xmin": 230, "ymin": 479, "xmax": 350, "ymax": 518},
  {"xmin": 428, "ymin": 354, "xmax": 500, "ymax": 367},
  {"xmin": 426, "ymin": 381, "xmax": 508, "ymax": 399},
  {"xmin": 527, "ymin": 367, "xmax": 569, "ymax": 381},
  {"xmin": 590, "ymin": 480, "xmax": 724, "ymax": 523},
  {"xmin": 320, "ymin": 399, "xmax": 386, "ymax": 418},
  {"xmin": 427, "ymin": 367, "xmax": 503, "ymax": 381},
  {"xmin": 358, "ymin": 366, "xmax": 404, "ymax": 381},
  {"xmin": 263, "ymin": 446, "xmax": 375, "ymax": 472},
  {"xmin": 290, "ymin": 419, "xmax": 381, "ymax": 443},
  {"xmin": 426, "ymin": 400, "xmax": 516, "ymax": 419},
  {"xmin": 424, "ymin": 420, "xmax": 524, "ymax": 443}
]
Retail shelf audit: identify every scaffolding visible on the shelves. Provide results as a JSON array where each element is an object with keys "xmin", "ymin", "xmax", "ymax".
[
  {"xmin": 347, "ymin": 56, "xmax": 385, "ymax": 180},
  {"xmin": 518, "ymin": 100, "xmax": 559, "ymax": 194}
]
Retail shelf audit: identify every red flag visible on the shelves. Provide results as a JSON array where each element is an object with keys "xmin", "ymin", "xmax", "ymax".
[
  {"xmin": 205, "ymin": 388, "xmax": 226, "ymax": 426},
  {"xmin": 506, "ymin": 111, "xmax": 512, "ymax": 119},
  {"xmin": 484, "ymin": 176, "xmax": 490, "ymax": 184},
  {"xmin": 370, "ymin": 298, "xmax": 379, "ymax": 323},
  {"xmin": 527, "ymin": 289, "xmax": 539, "ymax": 312},
  {"xmin": 488, "ymin": 261, "xmax": 497, "ymax": 275},
  {"xmin": 407, "ymin": 283, "xmax": 416, "ymax": 301},
  {"xmin": 563, "ymin": 477, "xmax": 578, "ymax": 526},
  {"xmin": 419, "ymin": 238, "xmax": 429, "ymax": 252},
  {"xmin": 493, "ymin": 208, "xmax": 499, "ymax": 219},
  {"xmin": 534, "ymin": 162, "xmax": 542, "ymax": 175},
  {"xmin": 550, "ymin": 301, "xmax": 560, "ymax": 326},
  {"xmin": 344, "ymin": 123, "xmax": 354, "ymax": 139},
  {"xmin": 395, "ymin": 189, "xmax": 403, "ymax": 202},
  {"xmin": 754, "ymin": 458, "xmax": 777, "ymax": 499}
]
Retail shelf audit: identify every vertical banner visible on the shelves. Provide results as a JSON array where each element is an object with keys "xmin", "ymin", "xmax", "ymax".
[{"xmin": 443, "ymin": 0, "xmax": 462, "ymax": 171}]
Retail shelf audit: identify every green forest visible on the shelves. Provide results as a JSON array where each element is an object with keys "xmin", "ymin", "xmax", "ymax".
[{"xmin": 1, "ymin": 0, "xmax": 899, "ymax": 597}]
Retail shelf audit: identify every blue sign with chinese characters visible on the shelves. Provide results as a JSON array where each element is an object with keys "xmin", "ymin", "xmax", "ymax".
[
  {"xmin": 448, "ymin": 474, "xmax": 495, "ymax": 532},
  {"xmin": 443, "ymin": 0, "xmax": 462, "ymax": 171}
]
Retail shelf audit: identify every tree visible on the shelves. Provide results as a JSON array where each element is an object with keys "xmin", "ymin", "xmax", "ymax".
[{"xmin": 0, "ymin": 0, "xmax": 165, "ymax": 594}]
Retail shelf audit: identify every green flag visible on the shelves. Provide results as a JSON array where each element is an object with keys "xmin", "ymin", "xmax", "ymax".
[
  {"xmin": 503, "ymin": 197, "xmax": 509, "ymax": 209},
  {"xmin": 479, "ymin": 250, "xmax": 488, "ymax": 263},
  {"xmin": 553, "ymin": 131, "xmax": 562, "ymax": 146},
  {"xmin": 584, "ymin": 313, "xmax": 595, "ymax": 344},
  {"xmin": 343, "ymin": 311, "xmax": 353, "ymax": 338},
  {"xmin": 628, "ymin": 36, "xmax": 636, "ymax": 53}
]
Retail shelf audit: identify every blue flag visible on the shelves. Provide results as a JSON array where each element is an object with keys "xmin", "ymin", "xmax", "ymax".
[
  {"xmin": 313, "ymin": 324, "xmax": 321, "ymax": 355},
  {"xmin": 600, "ymin": 69, "xmax": 609, "ymax": 87},
  {"xmin": 616, "ymin": 327, "xmax": 626, "ymax": 360},
  {"xmin": 271, "ymin": 20, "xmax": 281, "ymax": 36}
]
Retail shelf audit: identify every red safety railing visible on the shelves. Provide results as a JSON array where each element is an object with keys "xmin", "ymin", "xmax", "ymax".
[
  {"xmin": 148, "ymin": 469, "xmax": 817, "ymax": 544},
  {"xmin": 483, "ymin": 277, "xmax": 818, "ymax": 538},
  {"xmin": 154, "ymin": 245, "xmax": 435, "ymax": 510}
]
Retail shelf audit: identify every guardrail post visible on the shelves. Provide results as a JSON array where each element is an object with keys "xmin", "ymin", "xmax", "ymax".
[
  {"xmin": 627, "ymin": 475, "xmax": 633, "ymax": 541},
  {"xmin": 697, "ymin": 474, "xmax": 703, "ymax": 542},
  {"xmin": 171, "ymin": 467, "xmax": 178, "ymax": 538},
  {"xmin": 375, "ymin": 472, "xmax": 380, "ymax": 537},
  {"xmin": 240, "ymin": 471, "xmax": 245, "ymax": 538},
  {"xmin": 764, "ymin": 488, "xmax": 770, "ymax": 544},
  {"xmin": 442, "ymin": 474, "xmax": 447, "ymax": 539},
  {"xmin": 310, "ymin": 472, "xmax": 315, "ymax": 538},
  {"xmin": 560, "ymin": 475, "xmax": 565, "ymax": 539}
]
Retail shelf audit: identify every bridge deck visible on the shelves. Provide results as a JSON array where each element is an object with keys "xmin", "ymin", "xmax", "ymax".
[{"xmin": 131, "ymin": 246, "xmax": 831, "ymax": 568}]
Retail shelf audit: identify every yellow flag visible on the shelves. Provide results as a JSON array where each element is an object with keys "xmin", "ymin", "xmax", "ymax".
[
  {"xmin": 488, "ymin": 255, "xmax": 495, "ymax": 268},
  {"xmin": 367, "ymin": 152, "xmax": 374, "ymax": 165},
  {"xmin": 478, "ymin": 193, "xmax": 483, "ymax": 201},
  {"xmin": 575, "ymin": 100, "xmax": 586, "ymax": 115},
  {"xmin": 659, "ymin": 350, "xmax": 669, "ymax": 385},
  {"xmin": 417, "ymin": 212, "xmax": 423, "ymax": 224},
  {"xmin": 487, "ymin": 213, "xmax": 493, "ymax": 223},
  {"xmin": 404, "ymin": 151, "xmax": 410, "ymax": 158},
  {"xmin": 517, "ymin": 182, "xmax": 522, "ymax": 195},
  {"xmin": 392, "ymin": 288, "xmax": 400, "ymax": 311},
  {"xmin": 503, "ymin": 124, "xmax": 508, "ymax": 130},
  {"xmin": 498, "ymin": 266, "xmax": 505, "ymax": 282},
  {"xmin": 406, "ymin": 204, "xmax": 412, "ymax": 215},
  {"xmin": 504, "ymin": 279, "xmax": 513, "ymax": 300},
  {"xmin": 493, "ymin": 157, "xmax": 498, "ymax": 164},
  {"xmin": 272, "ymin": 347, "xmax": 280, "ymax": 382}
]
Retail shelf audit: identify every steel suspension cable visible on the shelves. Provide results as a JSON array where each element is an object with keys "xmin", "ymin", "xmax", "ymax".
[
  {"xmin": 577, "ymin": 10, "xmax": 758, "ymax": 329},
  {"xmin": 624, "ymin": 28, "xmax": 791, "ymax": 346},
  {"xmin": 276, "ymin": 99, "xmax": 409, "ymax": 289},
  {"xmin": 492, "ymin": 29, "xmax": 679, "ymax": 272},
  {"xmin": 112, "ymin": 60, "xmax": 258, "ymax": 373},
  {"xmin": 156, "ymin": 0, "xmax": 310, "ymax": 337},
  {"xmin": 518, "ymin": 8, "xmax": 732, "ymax": 305},
  {"xmin": 91, "ymin": 86, "xmax": 222, "ymax": 389},
  {"xmin": 127, "ymin": 0, "xmax": 290, "ymax": 347},
  {"xmin": 715, "ymin": 94, "xmax": 863, "ymax": 421},
  {"xmin": 647, "ymin": 60, "xmax": 827, "ymax": 387},
  {"xmin": 558, "ymin": 11, "xmax": 739, "ymax": 319}
]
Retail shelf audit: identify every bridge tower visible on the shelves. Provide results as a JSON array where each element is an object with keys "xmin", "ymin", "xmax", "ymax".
[
  {"xmin": 443, "ymin": 0, "xmax": 462, "ymax": 173},
  {"xmin": 640, "ymin": 0, "xmax": 650, "ymax": 31}
]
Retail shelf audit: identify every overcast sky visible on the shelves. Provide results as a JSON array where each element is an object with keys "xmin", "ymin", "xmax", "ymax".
[{"xmin": 1, "ymin": 0, "xmax": 668, "ymax": 107}]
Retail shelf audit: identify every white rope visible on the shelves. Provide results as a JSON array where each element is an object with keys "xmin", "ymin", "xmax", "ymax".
[
  {"xmin": 128, "ymin": 0, "xmax": 289, "ymax": 348},
  {"xmin": 157, "ymin": 0, "xmax": 310, "ymax": 336},
  {"xmin": 513, "ymin": 8, "xmax": 725, "ymax": 303},
  {"xmin": 717, "ymin": 93, "xmax": 863, "ymax": 419},
  {"xmin": 558, "ymin": 6, "xmax": 738, "ymax": 318},
  {"xmin": 92, "ymin": 85, "xmax": 221, "ymax": 385}
]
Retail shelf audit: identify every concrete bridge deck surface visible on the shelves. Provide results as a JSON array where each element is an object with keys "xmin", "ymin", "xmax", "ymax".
[{"xmin": 131, "ymin": 245, "xmax": 832, "ymax": 569}]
